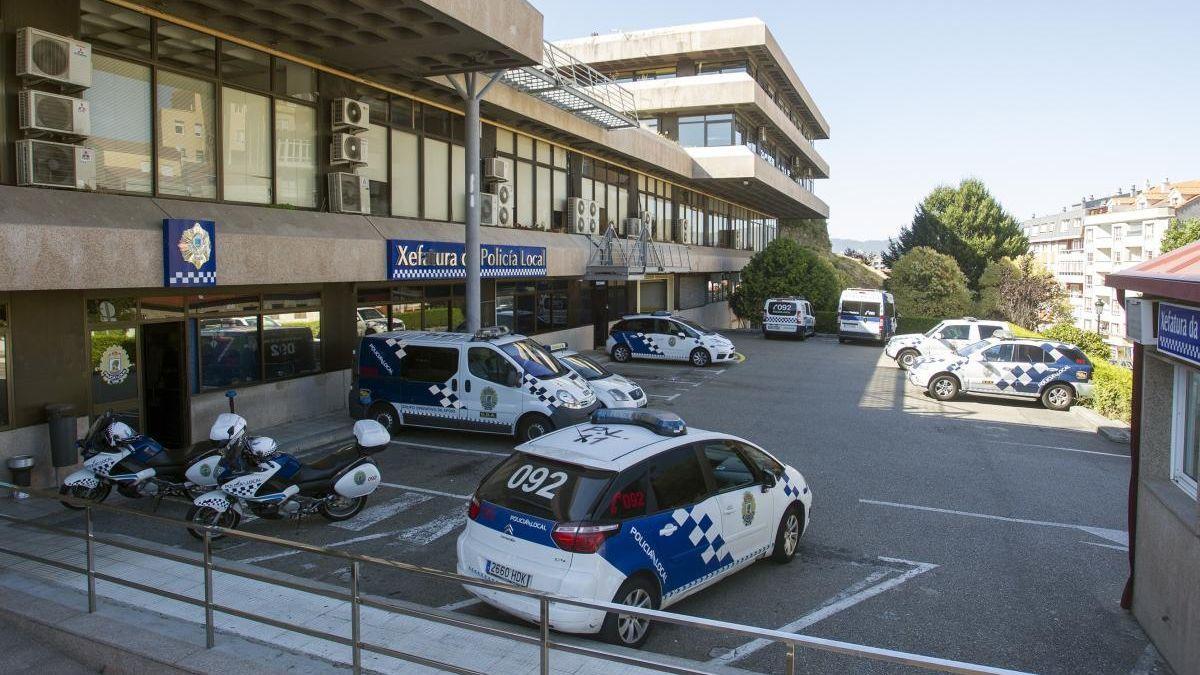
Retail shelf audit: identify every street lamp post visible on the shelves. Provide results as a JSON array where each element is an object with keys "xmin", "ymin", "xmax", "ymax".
[{"xmin": 1094, "ymin": 297, "xmax": 1107, "ymax": 335}]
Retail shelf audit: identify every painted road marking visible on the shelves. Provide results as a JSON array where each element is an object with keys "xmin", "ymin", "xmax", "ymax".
[
  {"xmin": 1080, "ymin": 541, "xmax": 1128, "ymax": 552},
  {"xmin": 379, "ymin": 482, "xmax": 470, "ymax": 500},
  {"xmin": 331, "ymin": 492, "xmax": 434, "ymax": 532},
  {"xmin": 398, "ymin": 512, "xmax": 468, "ymax": 546},
  {"xmin": 710, "ymin": 557, "xmax": 938, "ymax": 665},
  {"xmin": 389, "ymin": 440, "xmax": 509, "ymax": 458},
  {"xmin": 648, "ymin": 393, "xmax": 681, "ymax": 401},
  {"xmin": 860, "ymin": 499, "xmax": 1128, "ymax": 546},
  {"xmin": 986, "ymin": 440, "xmax": 1128, "ymax": 459},
  {"xmin": 238, "ymin": 529, "xmax": 400, "ymax": 564},
  {"xmin": 439, "ymin": 597, "xmax": 482, "ymax": 611}
]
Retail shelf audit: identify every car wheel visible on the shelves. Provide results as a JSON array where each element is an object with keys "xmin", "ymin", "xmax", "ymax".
[
  {"xmin": 1041, "ymin": 383, "xmax": 1075, "ymax": 411},
  {"xmin": 600, "ymin": 576, "xmax": 660, "ymax": 649},
  {"xmin": 761, "ymin": 328, "xmax": 771, "ymax": 340},
  {"xmin": 612, "ymin": 344, "xmax": 632, "ymax": 363},
  {"xmin": 897, "ymin": 349, "xmax": 919, "ymax": 371},
  {"xmin": 319, "ymin": 495, "xmax": 368, "ymax": 521},
  {"xmin": 186, "ymin": 505, "xmax": 240, "ymax": 541},
  {"xmin": 689, "ymin": 348, "xmax": 711, "ymax": 367},
  {"xmin": 368, "ymin": 402, "xmax": 398, "ymax": 435},
  {"xmin": 59, "ymin": 482, "xmax": 111, "ymax": 510},
  {"xmin": 772, "ymin": 504, "xmax": 803, "ymax": 563},
  {"xmin": 838, "ymin": 337, "xmax": 847, "ymax": 344},
  {"xmin": 928, "ymin": 374, "xmax": 959, "ymax": 401},
  {"xmin": 795, "ymin": 328, "xmax": 806, "ymax": 341},
  {"xmin": 517, "ymin": 414, "xmax": 554, "ymax": 442}
]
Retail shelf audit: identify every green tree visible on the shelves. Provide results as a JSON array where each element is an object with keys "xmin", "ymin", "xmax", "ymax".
[
  {"xmin": 1042, "ymin": 322, "xmax": 1110, "ymax": 362},
  {"xmin": 885, "ymin": 247, "xmax": 973, "ymax": 318},
  {"xmin": 975, "ymin": 257, "xmax": 1017, "ymax": 318},
  {"xmin": 1161, "ymin": 218, "xmax": 1200, "ymax": 254},
  {"xmin": 981, "ymin": 255, "xmax": 1066, "ymax": 329},
  {"xmin": 730, "ymin": 238, "xmax": 840, "ymax": 324},
  {"xmin": 885, "ymin": 179, "xmax": 1027, "ymax": 289}
]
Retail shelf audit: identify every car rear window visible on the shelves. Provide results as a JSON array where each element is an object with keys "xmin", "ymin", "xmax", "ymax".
[
  {"xmin": 1057, "ymin": 346, "xmax": 1091, "ymax": 365},
  {"xmin": 767, "ymin": 301, "xmax": 796, "ymax": 316},
  {"xmin": 841, "ymin": 300, "xmax": 879, "ymax": 316},
  {"xmin": 477, "ymin": 453, "xmax": 615, "ymax": 522}
]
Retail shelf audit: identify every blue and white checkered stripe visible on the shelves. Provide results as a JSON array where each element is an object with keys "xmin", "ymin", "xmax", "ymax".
[
  {"xmin": 779, "ymin": 473, "xmax": 802, "ymax": 500},
  {"xmin": 765, "ymin": 315, "xmax": 800, "ymax": 325},
  {"xmin": 391, "ymin": 267, "xmax": 546, "ymax": 280},
  {"xmin": 671, "ymin": 506, "xmax": 732, "ymax": 565},
  {"xmin": 1160, "ymin": 334, "xmax": 1200, "ymax": 364},
  {"xmin": 168, "ymin": 270, "xmax": 215, "ymax": 287},
  {"xmin": 522, "ymin": 374, "xmax": 560, "ymax": 408},
  {"xmin": 429, "ymin": 380, "xmax": 463, "ymax": 408}
]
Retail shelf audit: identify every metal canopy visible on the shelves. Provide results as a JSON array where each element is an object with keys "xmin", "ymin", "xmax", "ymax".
[
  {"xmin": 503, "ymin": 42, "xmax": 639, "ymax": 130},
  {"xmin": 586, "ymin": 224, "xmax": 691, "ymax": 281}
]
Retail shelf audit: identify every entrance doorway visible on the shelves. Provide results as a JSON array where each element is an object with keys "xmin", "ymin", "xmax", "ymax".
[
  {"xmin": 141, "ymin": 322, "xmax": 189, "ymax": 447},
  {"xmin": 591, "ymin": 284, "xmax": 610, "ymax": 347}
]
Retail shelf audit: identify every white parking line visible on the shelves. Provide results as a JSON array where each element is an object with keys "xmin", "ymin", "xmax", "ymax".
[
  {"xmin": 710, "ymin": 557, "xmax": 938, "ymax": 665},
  {"xmin": 379, "ymin": 482, "xmax": 471, "ymax": 501},
  {"xmin": 986, "ymin": 440, "xmax": 1128, "ymax": 459},
  {"xmin": 238, "ymin": 529, "xmax": 400, "ymax": 564},
  {"xmin": 397, "ymin": 512, "xmax": 468, "ymax": 546},
  {"xmin": 331, "ymin": 492, "xmax": 434, "ymax": 532},
  {"xmin": 860, "ymin": 499, "xmax": 1129, "ymax": 546},
  {"xmin": 648, "ymin": 393, "xmax": 681, "ymax": 401},
  {"xmin": 390, "ymin": 440, "xmax": 509, "ymax": 458},
  {"xmin": 1080, "ymin": 541, "xmax": 1128, "ymax": 552}
]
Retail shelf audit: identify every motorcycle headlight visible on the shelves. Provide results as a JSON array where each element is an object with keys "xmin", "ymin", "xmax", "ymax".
[{"xmin": 608, "ymin": 388, "xmax": 630, "ymax": 401}]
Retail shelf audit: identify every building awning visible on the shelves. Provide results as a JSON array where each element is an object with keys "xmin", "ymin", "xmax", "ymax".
[{"xmin": 1107, "ymin": 239, "xmax": 1200, "ymax": 304}]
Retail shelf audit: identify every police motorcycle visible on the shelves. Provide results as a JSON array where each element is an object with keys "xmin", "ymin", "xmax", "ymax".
[
  {"xmin": 58, "ymin": 400, "xmax": 238, "ymax": 510},
  {"xmin": 186, "ymin": 418, "xmax": 389, "ymax": 539}
]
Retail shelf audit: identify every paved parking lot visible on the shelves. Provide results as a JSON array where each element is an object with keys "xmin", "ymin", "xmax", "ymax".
[{"xmin": 18, "ymin": 332, "xmax": 1164, "ymax": 674}]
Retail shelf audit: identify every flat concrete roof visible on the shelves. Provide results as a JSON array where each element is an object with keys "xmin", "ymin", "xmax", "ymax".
[{"xmin": 555, "ymin": 18, "xmax": 829, "ymax": 139}]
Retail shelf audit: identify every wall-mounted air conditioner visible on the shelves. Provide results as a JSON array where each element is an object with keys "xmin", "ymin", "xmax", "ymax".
[
  {"xmin": 1125, "ymin": 297, "xmax": 1154, "ymax": 345},
  {"xmin": 331, "ymin": 98, "xmax": 369, "ymax": 133},
  {"xmin": 484, "ymin": 157, "xmax": 512, "ymax": 182},
  {"xmin": 482, "ymin": 192, "xmax": 511, "ymax": 227},
  {"xmin": 568, "ymin": 197, "xmax": 599, "ymax": 235},
  {"xmin": 16, "ymin": 27, "xmax": 92, "ymax": 89},
  {"xmin": 676, "ymin": 218, "xmax": 692, "ymax": 245},
  {"xmin": 18, "ymin": 89, "xmax": 90, "ymax": 136},
  {"xmin": 16, "ymin": 138, "xmax": 95, "ymax": 190},
  {"xmin": 327, "ymin": 172, "xmax": 369, "ymax": 214},
  {"xmin": 330, "ymin": 133, "xmax": 367, "ymax": 165}
]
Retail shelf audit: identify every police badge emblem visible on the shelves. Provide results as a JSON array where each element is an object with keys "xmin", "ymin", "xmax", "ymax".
[
  {"xmin": 480, "ymin": 386, "xmax": 499, "ymax": 411},
  {"xmin": 177, "ymin": 222, "xmax": 212, "ymax": 270},
  {"xmin": 98, "ymin": 345, "xmax": 131, "ymax": 386}
]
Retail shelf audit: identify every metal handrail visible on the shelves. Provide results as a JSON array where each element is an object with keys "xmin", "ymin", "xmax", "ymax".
[{"xmin": 0, "ymin": 481, "xmax": 1030, "ymax": 675}]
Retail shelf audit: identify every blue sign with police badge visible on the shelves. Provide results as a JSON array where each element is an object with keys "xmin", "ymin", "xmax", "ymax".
[
  {"xmin": 1158, "ymin": 301, "xmax": 1200, "ymax": 367},
  {"xmin": 163, "ymin": 219, "xmax": 216, "ymax": 288},
  {"xmin": 387, "ymin": 239, "xmax": 547, "ymax": 281}
]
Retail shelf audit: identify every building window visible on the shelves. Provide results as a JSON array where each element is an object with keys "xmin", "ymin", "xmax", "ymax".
[
  {"xmin": 391, "ymin": 130, "xmax": 420, "ymax": 218},
  {"xmin": 193, "ymin": 293, "xmax": 321, "ymax": 390},
  {"xmin": 362, "ymin": 123, "xmax": 390, "ymax": 215},
  {"xmin": 0, "ymin": 305, "xmax": 9, "ymax": 429},
  {"xmin": 157, "ymin": 71, "xmax": 217, "ymax": 198},
  {"xmin": 422, "ymin": 138, "xmax": 450, "ymax": 221},
  {"xmin": 275, "ymin": 100, "xmax": 317, "ymax": 207},
  {"xmin": 221, "ymin": 87, "xmax": 272, "ymax": 203},
  {"xmin": 1173, "ymin": 367, "xmax": 1200, "ymax": 498},
  {"xmin": 86, "ymin": 55, "xmax": 153, "ymax": 194}
]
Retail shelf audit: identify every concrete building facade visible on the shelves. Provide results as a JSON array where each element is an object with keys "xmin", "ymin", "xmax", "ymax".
[{"xmin": 0, "ymin": 3, "xmax": 830, "ymax": 484}]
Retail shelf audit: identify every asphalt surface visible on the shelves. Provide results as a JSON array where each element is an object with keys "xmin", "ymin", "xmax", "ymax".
[{"xmin": 20, "ymin": 332, "xmax": 1165, "ymax": 674}]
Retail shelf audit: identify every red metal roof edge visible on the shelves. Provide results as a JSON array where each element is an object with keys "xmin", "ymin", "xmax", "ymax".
[{"xmin": 1108, "ymin": 239, "xmax": 1200, "ymax": 300}]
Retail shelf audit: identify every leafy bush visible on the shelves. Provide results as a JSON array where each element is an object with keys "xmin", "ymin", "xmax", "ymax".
[
  {"xmin": 1040, "ymin": 322, "xmax": 1109, "ymax": 362},
  {"xmin": 897, "ymin": 316, "xmax": 943, "ymax": 334},
  {"xmin": 730, "ymin": 238, "xmax": 840, "ymax": 325},
  {"xmin": 885, "ymin": 247, "xmax": 973, "ymax": 317},
  {"xmin": 1088, "ymin": 362, "xmax": 1132, "ymax": 423},
  {"xmin": 814, "ymin": 311, "xmax": 838, "ymax": 334}
]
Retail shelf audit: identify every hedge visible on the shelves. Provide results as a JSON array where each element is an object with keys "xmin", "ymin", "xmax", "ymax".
[{"xmin": 813, "ymin": 312, "xmax": 942, "ymax": 336}]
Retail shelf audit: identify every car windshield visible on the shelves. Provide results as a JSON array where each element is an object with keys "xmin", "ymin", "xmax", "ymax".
[
  {"xmin": 958, "ymin": 339, "xmax": 993, "ymax": 356},
  {"xmin": 501, "ymin": 339, "xmax": 568, "ymax": 379},
  {"xmin": 359, "ymin": 308, "xmax": 385, "ymax": 320},
  {"xmin": 923, "ymin": 322, "xmax": 946, "ymax": 337},
  {"xmin": 476, "ymin": 453, "xmax": 615, "ymax": 521},
  {"xmin": 674, "ymin": 317, "xmax": 713, "ymax": 334},
  {"xmin": 560, "ymin": 354, "xmax": 610, "ymax": 381}
]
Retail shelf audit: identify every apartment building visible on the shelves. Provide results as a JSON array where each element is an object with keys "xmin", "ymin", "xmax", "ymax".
[
  {"xmin": 1023, "ymin": 181, "xmax": 1200, "ymax": 361},
  {"xmin": 0, "ymin": 2, "xmax": 830, "ymax": 484}
]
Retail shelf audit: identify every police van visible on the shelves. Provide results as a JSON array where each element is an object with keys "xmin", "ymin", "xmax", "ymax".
[
  {"xmin": 606, "ymin": 311, "xmax": 737, "ymax": 367},
  {"xmin": 761, "ymin": 297, "xmax": 816, "ymax": 340},
  {"xmin": 837, "ymin": 288, "xmax": 896, "ymax": 344},
  {"xmin": 885, "ymin": 317, "xmax": 1008, "ymax": 370},
  {"xmin": 906, "ymin": 331, "xmax": 1094, "ymax": 410},
  {"xmin": 548, "ymin": 344, "xmax": 647, "ymax": 409},
  {"xmin": 351, "ymin": 328, "xmax": 599, "ymax": 442},
  {"xmin": 456, "ymin": 409, "xmax": 812, "ymax": 648}
]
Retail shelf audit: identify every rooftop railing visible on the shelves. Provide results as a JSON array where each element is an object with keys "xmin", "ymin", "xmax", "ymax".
[{"xmin": 503, "ymin": 42, "xmax": 639, "ymax": 129}]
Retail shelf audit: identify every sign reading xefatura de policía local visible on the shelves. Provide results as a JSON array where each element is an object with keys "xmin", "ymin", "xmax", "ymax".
[
  {"xmin": 386, "ymin": 239, "xmax": 547, "ymax": 281},
  {"xmin": 163, "ymin": 219, "xmax": 216, "ymax": 288},
  {"xmin": 1157, "ymin": 301, "xmax": 1200, "ymax": 367}
]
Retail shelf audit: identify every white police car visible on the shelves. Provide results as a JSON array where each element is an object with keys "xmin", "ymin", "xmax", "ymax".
[
  {"xmin": 606, "ymin": 311, "xmax": 737, "ymax": 367},
  {"xmin": 907, "ymin": 332, "xmax": 1094, "ymax": 410},
  {"xmin": 885, "ymin": 317, "xmax": 1008, "ymax": 370},
  {"xmin": 456, "ymin": 409, "xmax": 812, "ymax": 648},
  {"xmin": 548, "ymin": 344, "xmax": 647, "ymax": 409}
]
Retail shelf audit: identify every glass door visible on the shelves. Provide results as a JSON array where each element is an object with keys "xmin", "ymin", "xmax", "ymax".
[{"xmin": 89, "ymin": 327, "xmax": 140, "ymax": 431}]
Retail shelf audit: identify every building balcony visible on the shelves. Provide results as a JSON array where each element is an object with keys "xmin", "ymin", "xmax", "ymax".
[{"xmin": 685, "ymin": 145, "xmax": 828, "ymax": 219}]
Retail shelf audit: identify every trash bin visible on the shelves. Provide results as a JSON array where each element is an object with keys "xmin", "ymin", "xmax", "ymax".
[
  {"xmin": 8, "ymin": 455, "xmax": 34, "ymax": 499},
  {"xmin": 46, "ymin": 404, "xmax": 77, "ymax": 469}
]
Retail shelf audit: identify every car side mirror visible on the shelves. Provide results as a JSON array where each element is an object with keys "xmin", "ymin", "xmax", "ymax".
[
  {"xmin": 677, "ymin": 332, "xmax": 687, "ymax": 339},
  {"xmin": 933, "ymin": 332, "xmax": 943, "ymax": 339},
  {"xmin": 760, "ymin": 472, "xmax": 777, "ymax": 492},
  {"xmin": 506, "ymin": 370, "xmax": 522, "ymax": 388}
]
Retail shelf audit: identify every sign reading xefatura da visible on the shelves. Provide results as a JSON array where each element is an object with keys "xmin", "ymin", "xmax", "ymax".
[
  {"xmin": 1157, "ymin": 301, "xmax": 1200, "ymax": 367},
  {"xmin": 386, "ymin": 239, "xmax": 547, "ymax": 281},
  {"xmin": 163, "ymin": 219, "xmax": 216, "ymax": 288}
]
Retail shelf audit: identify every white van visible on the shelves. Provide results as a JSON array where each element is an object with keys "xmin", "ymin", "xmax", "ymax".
[
  {"xmin": 837, "ymin": 288, "xmax": 896, "ymax": 344},
  {"xmin": 761, "ymin": 296, "xmax": 816, "ymax": 340},
  {"xmin": 351, "ymin": 328, "xmax": 599, "ymax": 441}
]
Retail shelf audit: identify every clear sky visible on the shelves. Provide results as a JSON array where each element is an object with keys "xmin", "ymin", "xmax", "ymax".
[{"xmin": 535, "ymin": 0, "xmax": 1200, "ymax": 241}]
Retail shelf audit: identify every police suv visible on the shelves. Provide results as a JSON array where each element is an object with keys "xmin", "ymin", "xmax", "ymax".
[
  {"xmin": 906, "ymin": 332, "xmax": 1094, "ymax": 411},
  {"xmin": 885, "ymin": 317, "xmax": 1008, "ymax": 370},
  {"xmin": 456, "ymin": 409, "xmax": 812, "ymax": 648},
  {"xmin": 548, "ymin": 344, "xmax": 647, "ymax": 409},
  {"xmin": 607, "ymin": 311, "xmax": 736, "ymax": 367},
  {"xmin": 351, "ymin": 328, "xmax": 599, "ymax": 441},
  {"xmin": 761, "ymin": 297, "xmax": 816, "ymax": 340}
]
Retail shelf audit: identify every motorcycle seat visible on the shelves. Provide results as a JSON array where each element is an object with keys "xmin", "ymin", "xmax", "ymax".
[{"xmin": 293, "ymin": 448, "xmax": 363, "ymax": 486}]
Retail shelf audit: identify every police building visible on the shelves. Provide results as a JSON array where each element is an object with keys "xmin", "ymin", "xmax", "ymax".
[{"xmin": 0, "ymin": 0, "xmax": 829, "ymax": 480}]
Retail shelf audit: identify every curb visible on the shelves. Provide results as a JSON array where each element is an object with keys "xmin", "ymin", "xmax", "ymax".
[{"xmin": 1071, "ymin": 405, "xmax": 1131, "ymax": 444}]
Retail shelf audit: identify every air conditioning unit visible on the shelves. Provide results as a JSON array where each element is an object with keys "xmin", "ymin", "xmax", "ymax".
[
  {"xmin": 494, "ymin": 182, "xmax": 512, "ymax": 208},
  {"xmin": 18, "ymin": 90, "xmax": 90, "ymax": 136},
  {"xmin": 757, "ymin": 126, "xmax": 768, "ymax": 142},
  {"xmin": 482, "ymin": 192, "xmax": 511, "ymax": 227},
  {"xmin": 330, "ymin": 133, "xmax": 367, "ymax": 165},
  {"xmin": 331, "ymin": 98, "xmax": 369, "ymax": 133},
  {"xmin": 1125, "ymin": 297, "xmax": 1154, "ymax": 345},
  {"xmin": 327, "ymin": 172, "xmax": 369, "ymax": 214},
  {"xmin": 16, "ymin": 27, "xmax": 92, "ymax": 89},
  {"xmin": 484, "ymin": 157, "xmax": 512, "ymax": 182},
  {"xmin": 676, "ymin": 218, "xmax": 693, "ymax": 245},
  {"xmin": 567, "ymin": 197, "xmax": 598, "ymax": 235},
  {"xmin": 16, "ymin": 139, "xmax": 95, "ymax": 190},
  {"xmin": 622, "ymin": 218, "xmax": 643, "ymax": 237}
]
